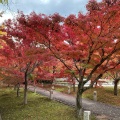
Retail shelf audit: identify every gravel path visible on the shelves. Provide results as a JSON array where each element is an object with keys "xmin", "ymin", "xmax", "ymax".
[{"xmin": 28, "ymin": 85, "xmax": 120, "ymax": 120}]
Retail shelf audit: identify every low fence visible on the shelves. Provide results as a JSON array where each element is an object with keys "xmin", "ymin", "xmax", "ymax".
[{"xmin": 53, "ymin": 78, "xmax": 120, "ymax": 87}]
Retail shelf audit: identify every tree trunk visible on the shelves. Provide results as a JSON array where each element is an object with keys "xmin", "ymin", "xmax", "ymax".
[
  {"xmin": 24, "ymin": 73, "xmax": 28, "ymax": 105},
  {"xmin": 73, "ymin": 83, "xmax": 76, "ymax": 92},
  {"xmin": 72, "ymin": 78, "xmax": 76, "ymax": 92},
  {"xmin": 114, "ymin": 79, "xmax": 119, "ymax": 96},
  {"xmin": 34, "ymin": 79, "xmax": 36, "ymax": 93},
  {"xmin": 14, "ymin": 84, "xmax": 17, "ymax": 90},
  {"xmin": 17, "ymin": 83, "xmax": 20, "ymax": 97},
  {"xmin": 76, "ymin": 83, "xmax": 83, "ymax": 118}
]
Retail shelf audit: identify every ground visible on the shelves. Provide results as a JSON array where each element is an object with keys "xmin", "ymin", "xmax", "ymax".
[{"xmin": 0, "ymin": 86, "xmax": 96, "ymax": 120}]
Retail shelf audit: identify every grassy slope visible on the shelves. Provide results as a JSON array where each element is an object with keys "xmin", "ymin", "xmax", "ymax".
[
  {"xmin": 83, "ymin": 87, "xmax": 120, "ymax": 106},
  {"xmin": 0, "ymin": 87, "xmax": 78, "ymax": 120}
]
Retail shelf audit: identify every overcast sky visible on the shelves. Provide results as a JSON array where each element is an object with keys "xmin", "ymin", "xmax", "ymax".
[{"xmin": 0, "ymin": 0, "xmax": 102, "ymax": 23}]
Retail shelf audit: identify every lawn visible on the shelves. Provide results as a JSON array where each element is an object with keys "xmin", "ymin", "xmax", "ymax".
[
  {"xmin": 0, "ymin": 87, "xmax": 76, "ymax": 120},
  {"xmin": 83, "ymin": 87, "xmax": 120, "ymax": 106},
  {"xmin": 0, "ymin": 87, "xmax": 96, "ymax": 120}
]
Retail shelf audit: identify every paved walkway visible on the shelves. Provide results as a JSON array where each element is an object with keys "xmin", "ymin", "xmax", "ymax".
[{"xmin": 28, "ymin": 85, "xmax": 120, "ymax": 120}]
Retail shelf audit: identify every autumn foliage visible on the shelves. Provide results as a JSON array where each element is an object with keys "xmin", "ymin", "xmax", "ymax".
[{"xmin": 0, "ymin": 0, "xmax": 120, "ymax": 115}]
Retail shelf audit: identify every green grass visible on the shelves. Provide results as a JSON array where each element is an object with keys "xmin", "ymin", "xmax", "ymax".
[
  {"xmin": 0, "ymin": 87, "xmax": 75, "ymax": 120},
  {"xmin": 83, "ymin": 87, "xmax": 120, "ymax": 106},
  {"xmin": 0, "ymin": 87, "xmax": 96, "ymax": 120},
  {"xmin": 55, "ymin": 86, "xmax": 68, "ymax": 92}
]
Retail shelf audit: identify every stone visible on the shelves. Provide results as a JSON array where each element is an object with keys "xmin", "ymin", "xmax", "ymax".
[
  {"xmin": 68, "ymin": 86, "xmax": 71, "ymax": 94},
  {"xmin": 50, "ymin": 89, "xmax": 53, "ymax": 99},
  {"xmin": 84, "ymin": 111, "xmax": 91, "ymax": 120},
  {"xmin": 93, "ymin": 91, "xmax": 97, "ymax": 101},
  {"xmin": 96, "ymin": 115, "xmax": 109, "ymax": 120}
]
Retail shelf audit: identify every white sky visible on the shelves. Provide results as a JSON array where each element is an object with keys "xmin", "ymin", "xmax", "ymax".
[{"xmin": 0, "ymin": 0, "xmax": 102, "ymax": 24}]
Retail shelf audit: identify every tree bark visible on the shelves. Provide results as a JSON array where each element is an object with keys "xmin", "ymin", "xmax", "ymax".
[
  {"xmin": 24, "ymin": 73, "xmax": 28, "ymax": 105},
  {"xmin": 73, "ymin": 83, "xmax": 76, "ymax": 92},
  {"xmin": 72, "ymin": 78, "xmax": 76, "ymax": 92},
  {"xmin": 17, "ymin": 83, "xmax": 20, "ymax": 97},
  {"xmin": 76, "ymin": 83, "xmax": 83, "ymax": 118},
  {"xmin": 34, "ymin": 79, "xmax": 36, "ymax": 93},
  {"xmin": 114, "ymin": 79, "xmax": 119, "ymax": 96},
  {"xmin": 14, "ymin": 84, "xmax": 17, "ymax": 90}
]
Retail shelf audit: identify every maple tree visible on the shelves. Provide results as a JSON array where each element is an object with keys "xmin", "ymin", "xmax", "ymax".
[
  {"xmin": 1, "ymin": 67, "xmax": 23, "ymax": 96},
  {"xmin": 34, "ymin": 0, "xmax": 120, "ymax": 115},
  {"xmin": 0, "ymin": 0, "xmax": 8, "ymax": 4},
  {"xmin": 107, "ymin": 65, "xmax": 120, "ymax": 96},
  {"xmin": 1, "ymin": 24, "xmax": 51, "ymax": 104},
  {"xmin": 0, "ymin": 25, "xmax": 8, "ymax": 83},
  {"xmin": 61, "ymin": 0, "xmax": 120, "ymax": 115},
  {"xmin": 0, "ymin": 0, "xmax": 8, "ymax": 15},
  {"xmin": 1, "ymin": 0, "xmax": 120, "ymax": 117},
  {"xmin": 53, "ymin": 60, "xmax": 76, "ymax": 91},
  {"xmin": 32, "ymin": 58, "xmax": 57, "ymax": 91},
  {"xmin": 32, "ymin": 1, "xmax": 120, "ymax": 116}
]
